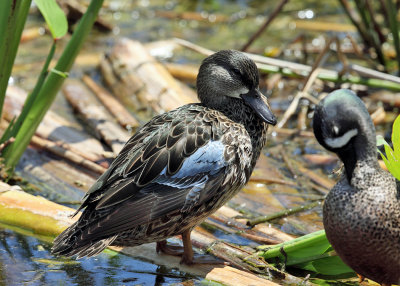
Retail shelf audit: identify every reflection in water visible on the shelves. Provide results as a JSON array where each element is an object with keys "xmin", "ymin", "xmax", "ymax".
[{"xmin": 0, "ymin": 228, "xmax": 199, "ymax": 285}]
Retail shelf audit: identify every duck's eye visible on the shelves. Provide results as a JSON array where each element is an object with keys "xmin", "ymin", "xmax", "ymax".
[{"xmin": 232, "ymin": 68, "xmax": 241, "ymax": 76}]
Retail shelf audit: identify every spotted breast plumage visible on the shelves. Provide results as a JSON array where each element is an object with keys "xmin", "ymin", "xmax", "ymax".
[
  {"xmin": 52, "ymin": 50, "xmax": 277, "ymax": 264},
  {"xmin": 313, "ymin": 89, "xmax": 400, "ymax": 286}
]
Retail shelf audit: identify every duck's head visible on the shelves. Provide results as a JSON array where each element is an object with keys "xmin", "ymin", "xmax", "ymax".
[
  {"xmin": 196, "ymin": 50, "xmax": 277, "ymax": 125},
  {"xmin": 313, "ymin": 89, "xmax": 376, "ymax": 180}
]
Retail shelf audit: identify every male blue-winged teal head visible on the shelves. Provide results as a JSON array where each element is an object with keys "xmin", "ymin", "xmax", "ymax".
[
  {"xmin": 313, "ymin": 89, "xmax": 376, "ymax": 180},
  {"xmin": 196, "ymin": 50, "xmax": 277, "ymax": 125}
]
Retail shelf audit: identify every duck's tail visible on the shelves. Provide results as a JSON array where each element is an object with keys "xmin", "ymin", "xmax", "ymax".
[{"xmin": 51, "ymin": 222, "xmax": 117, "ymax": 259}]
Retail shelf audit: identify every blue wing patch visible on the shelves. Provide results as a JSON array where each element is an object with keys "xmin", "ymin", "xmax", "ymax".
[{"xmin": 155, "ymin": 140, "xmax": 227, "ymax": 212}]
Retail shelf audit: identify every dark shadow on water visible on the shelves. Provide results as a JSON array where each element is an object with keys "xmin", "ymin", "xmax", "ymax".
[{"xmin": 0, "ymin": 228, "xmax": 200, "ymax": 285}]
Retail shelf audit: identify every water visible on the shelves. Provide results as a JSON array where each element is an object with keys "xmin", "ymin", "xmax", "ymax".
[{"xmin": 0, "ymin": 227, "xmax": 198, "ymax": 286}]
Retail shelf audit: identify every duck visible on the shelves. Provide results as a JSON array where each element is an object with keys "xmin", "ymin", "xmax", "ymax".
[
  {"xmin": 51, "ymin": 50, "xmax": 277, "ymax": 264},
  {"xmin": 313, "ymin": 89, "xmax": 400, "ymax": 286}
]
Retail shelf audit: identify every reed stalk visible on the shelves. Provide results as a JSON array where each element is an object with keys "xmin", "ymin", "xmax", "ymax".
[{"xmin": 2, "ymin": 0, "xmax": 105, "ymax": 173}]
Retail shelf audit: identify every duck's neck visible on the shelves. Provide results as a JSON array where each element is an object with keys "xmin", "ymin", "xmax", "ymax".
[
  {"xmin": 213, "ymin": 98, "xmax": 269, "ymax": 165},
  {"xmin": 338, "ymin": 120, "xmax": 378, "ymax": 182}
]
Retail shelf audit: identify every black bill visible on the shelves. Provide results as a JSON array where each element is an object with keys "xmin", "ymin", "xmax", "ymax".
[{"xmin": 241, "ymin": 88, "xmax": 277, "ymax": 125}]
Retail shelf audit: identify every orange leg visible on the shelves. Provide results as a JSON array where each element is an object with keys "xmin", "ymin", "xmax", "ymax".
[
  {"xmin": 357, "ymin": 273, "xmax": 365, "ymax": 283},
  {"xmin": 156, "ymin": 229, "xmax": 226, "ymax": 265}
]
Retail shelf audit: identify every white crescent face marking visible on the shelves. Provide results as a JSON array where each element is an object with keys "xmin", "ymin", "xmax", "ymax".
[{"xmin": 324, "ymin": 128, "xmax": 358, "ymax": 148}]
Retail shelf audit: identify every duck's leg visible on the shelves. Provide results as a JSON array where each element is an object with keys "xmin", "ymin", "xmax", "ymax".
[
  {"xmin": 180, "ymin": 229, "xmax": 226, "ymax": 265},
  {"xmin": 180, "ymin": 229, "xmax": 194, "ymax": 264},
  {"xmin": 357, "ymin": 273, "xmax": 365, "ymax": 283}
]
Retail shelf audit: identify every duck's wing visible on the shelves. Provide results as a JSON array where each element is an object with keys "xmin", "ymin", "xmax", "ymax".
[
  {"xmin": 79, "ymin": 105, "xmax": 230, "ymax": 212},
  {"xmin": 73, "ymin": 140, "xmax": 229, "ymax": 244}
]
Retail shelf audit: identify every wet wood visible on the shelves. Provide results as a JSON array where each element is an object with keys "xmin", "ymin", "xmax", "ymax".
[
  {"xmin": 63, "ymin": 79, "xmax": 130, "ymax": 154},
  {"xmin": 82, "ymin": 75, "xmax": 139, "ymax": 129},
  {"xmin": 100, "ymin": 39, "xmax": 197, "ymax": 117},
  {"xmin": 251, "ymin": 153, "xmax": 297, "ymax": 186},
  {"xmin": 163, "ymin": 62, "xmax": 198, "ymax": 84},
  {"xmin": 298, "ymin": 165, "xmax": 335, "ymax": 190},
  {"xmin": 215, "ymin": 206, "xmax": 294, "ymax": 243},
  {"xmin": 30, "ymin": 135, "xmax": 107, "ymax": 175},
  {"xmin": 303, "ymin": 153, "xmax": 337, "ymax": 165},
  {"xmin": 4, "ymin": 85, "xmax": 108, "ymax": 163},
  {"xmin": 294, "ymin": 20, "xmax": 356, "ymax": 32},
  {"xmin": 16, "ymin": 147, "xmax": 95, "ymax": 200},
  {"xmin": 0, "ymin": 185, "xmax": 288, "ymax": 286}
]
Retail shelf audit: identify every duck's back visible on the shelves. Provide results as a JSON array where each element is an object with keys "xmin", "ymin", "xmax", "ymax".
[{"xmin": 323, "ymin": 161, "xmax": 400, "ymax": 284}]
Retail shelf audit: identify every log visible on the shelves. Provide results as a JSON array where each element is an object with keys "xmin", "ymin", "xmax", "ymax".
[
  {"xmin": 100, "ymin": 38, "xmax": 198, "ymax": 117},
  {"xmin": 82, "ymin": 75, "xmax": 139, "ymax": 129},
  {"xmin": 4, "ymin": 85, "xmax": 107, "ymax": 163},
  {"xmin": 63, "ymin": 79, "xmax": 131, "ymax": 154},
  {"xmin": 163, "ymin": 62, "xmax": 198, "ymax": 84},
  {"xmin": 30, "ymin": 135, "xmax": 107, "ymax": 175}
]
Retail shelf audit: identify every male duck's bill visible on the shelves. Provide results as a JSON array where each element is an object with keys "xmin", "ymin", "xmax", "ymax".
[{"xmin": 241, "ymin": 88, "xmax": 277, "ymax": 125}]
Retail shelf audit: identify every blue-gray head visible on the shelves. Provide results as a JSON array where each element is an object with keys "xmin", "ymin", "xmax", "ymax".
[{"xmin": 313, "ymin": 89, "xmax": 377, "ymax": 180}]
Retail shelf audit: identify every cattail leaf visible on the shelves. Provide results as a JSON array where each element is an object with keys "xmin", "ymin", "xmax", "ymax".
[{"xmin": 34, "ymin": 0, "xmax": 67, "ymax": 39}]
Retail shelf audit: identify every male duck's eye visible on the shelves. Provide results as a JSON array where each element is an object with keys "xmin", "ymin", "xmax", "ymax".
[{"xmin": 232, "ymin": 68, "xmax": 241, "ymax": 76}]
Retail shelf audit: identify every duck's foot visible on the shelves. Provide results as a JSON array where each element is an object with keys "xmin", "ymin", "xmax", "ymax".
[
  {"xmin": 156, "ymin": 230, "xmax": 227, "ymax": 265},
  {"xmin": 180, "ymin": 252, "xmax": 227, "ymax": 265},
  {"xmin": 156, "ymin": 240, "xmax": 184, "ymax": 256},
  {"xmin": 356, "ymin": 273, "xmax": 365, "ymax": 283}
]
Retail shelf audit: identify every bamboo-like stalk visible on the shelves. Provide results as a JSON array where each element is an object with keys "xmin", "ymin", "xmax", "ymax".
[
  {"xmin": 0, "ymin": 0, "xmax": 32, "ymax": 120},
  {"xmin": 247, "ymin": 201, "xmax": 322, "ymax": 227},
  {"xmin": 0, "ymin": 41, "xmax": 56, "ymax": 143},
  {"xmin": 257, "ymin": 63, "xmax": 400, "ymax": 90},
  {"xmin": 175, "ymin": 38, "xmax": 400, "ymax": 91},
  {"xmin": 258, "ymin": 229, "xmax": 327, "ymax": 258},
  {"xmin": 2, "ymin": 0, "xmax": 105, "ymax": 173}
]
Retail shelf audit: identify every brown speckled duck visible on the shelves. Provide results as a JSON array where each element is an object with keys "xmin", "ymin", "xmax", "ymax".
[
  {"xmin": 51, "ymin": 50, "xmax": 277, "ymax": 264},
  {"xmin": 313, "ymin": 89, "xmax": 400, "ymax": 286}
]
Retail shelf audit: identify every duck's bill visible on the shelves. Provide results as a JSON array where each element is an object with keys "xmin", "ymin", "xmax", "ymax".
[{"xmin": 241, "ymin": 88, "xmax": 277, "ymax": 125}]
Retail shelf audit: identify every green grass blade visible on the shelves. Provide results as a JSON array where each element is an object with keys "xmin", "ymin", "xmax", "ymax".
[
  {"xmin": 259, "ymin": 230, "xmax": 329, "ymax": 258},
  {"xmin": 296, "ymin": 255, "xmax": 354, "ymax": 276},
  {"xmin": 259, "ymin": 230, "xmax": 354, "ymax": 276},
  {"xmin": 34, "ymin": 0, "xmax": 67, "ymax": 39},
  {"xmin": 1, "ymin": 41, "xmax": 57, "ymax": 143},
  {"xmin": 391, "ymin": 115, "xmax": 400, "ymax": 154},
  {"xmin": 2, "ymin": 0, "xmax": 105, "ymax": 173},
  {"xmin": 0, "ymin": 117, "xmax": 16, "ymax": 145},
  {"xmin": 0, "ymin": 0, "xmax": 32, "ymax": 121}
]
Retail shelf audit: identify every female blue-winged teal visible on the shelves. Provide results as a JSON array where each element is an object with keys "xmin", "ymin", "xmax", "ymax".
[
  {"xmin": 313, "ymin": 89, "xmax": 400, "ymax": 286},
  {"xmin": 52, "ymin": 50, "xmax": 277, "ymax": 264}
]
